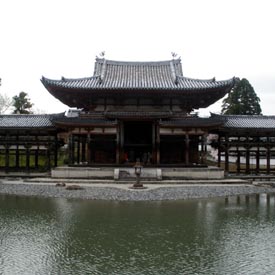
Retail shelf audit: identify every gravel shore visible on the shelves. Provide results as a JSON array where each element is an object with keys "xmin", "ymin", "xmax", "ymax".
[{"xmin": 0, "ymin": 179, "xmax": 274, "ymax": 201}]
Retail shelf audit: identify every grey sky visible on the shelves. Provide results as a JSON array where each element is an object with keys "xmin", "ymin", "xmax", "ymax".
[{"xmin": 0, "ymin": 0, "xmax": 274, "ymax": 115}]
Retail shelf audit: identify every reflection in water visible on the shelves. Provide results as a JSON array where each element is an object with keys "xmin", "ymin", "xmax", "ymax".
[{"xmin": 0, "ymin": 193, "xmax": 275, "ymax": 274}]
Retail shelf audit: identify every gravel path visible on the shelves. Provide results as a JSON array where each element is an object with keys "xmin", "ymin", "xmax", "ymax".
[{"xmin": 0, "ymin": 179, "xmax": 274, "ymax": 201}]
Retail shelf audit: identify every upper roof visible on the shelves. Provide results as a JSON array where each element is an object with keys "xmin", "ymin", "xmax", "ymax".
[
  {"xmin": 41, "ymin": 58, "xmax": 236, "ymax": 110},
  {"xmin": 211, "ymin": 114, "xmax": 275, "ymax": 131},
  {"xmin": 42, "ymin": 58, "xmax": 235, "ymax": 91},
  {"xmin": 0, "ymin": 113, "xmax": 64, "ymax": 129}
]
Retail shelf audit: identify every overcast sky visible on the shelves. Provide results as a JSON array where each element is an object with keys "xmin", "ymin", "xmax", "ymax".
[{"xmin": 0, "ymin": 0, "xmax": 274, "ymax": 116}]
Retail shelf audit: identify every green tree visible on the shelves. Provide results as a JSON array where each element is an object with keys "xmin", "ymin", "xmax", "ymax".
[
  {"xmin": 221, "ymin": 78, "xmax": 262, "ymax": 115},
  {"xmin": 12, "ymin": 91, "xmax": 34, "ymax": 114}
]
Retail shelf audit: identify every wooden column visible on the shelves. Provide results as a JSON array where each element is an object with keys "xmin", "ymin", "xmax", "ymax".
[
  {"xmin": 116, "ymin": 123, "xmax": 120, "ymax": 165},
  {"xmin": 199, "ymin": 135, "xmax": 203, "ymax": 164},
  {"xmin": 245, "ymin": 135, "xmax": 251, "ymax": 174},
  {"xmin": 26, "ymin": 145, "xmax": 30, "ymax": 171},
  {"xmin": 237, "ymin": 146, "xmax": 241, "ymax": 174},
  {"xmin": 33, "ymin": 135, "xmax": 38, "ymax": 169},
  {"xmin": 54, "ymin": 134, "xmax": 58, "ymax": 167},
  {"xmin": 224, "ymin": 135, "xmax": 229, "ymax": 174},
  {"xmin": 16, "ymin": 144, "xmax": 19, "ymax": 169},
  {"xmin": 76, "ymin": 135, "xmax": 81, "ymax": 164},
  {"xmin": 185, "ymin": 133, "xmax": 190, "ymax": 165},
  {"xmin": 152, "ymin": 122, "xmax": 156, "ymax": 165},
  {"xmin": 47, "ymin": 144, "xmax": 51, "ymax": 170},
  {"xmin": 266, "ymin": 146, "xmax": 271, "ymax": 174},
  {"xmin": 256, "ymin": 144, "xmax": 260, "ymax": 174},
  {"xmin": 120, "ymin": 122, "xmax": 124, "ymax": 163},
  {"xmin": 68, "ymin": 133, "xmax": 74, "ymax": 165},
  {"xmin": 81, "ymin": 137, "xmax": 86, "ymax": 163},
  {"xmin": 201, "ymin": 134, "xmax": 207, "ymax": 165},
  {"xmin": 245, "ymin": 147, "xmax": 250, "ymax": 174},
  {"xmin": 87, "ymin": 131, "xmax": 91, "ymax": 165},
  {"xmin": 218, "ymin": 135, "xmax": 221, "ymax": 167},
  {"xmin": 156, "ymin": 123, "xmax": 160, "ymax": 165},
  {"xmin": 5, "ymin": 144, "xmax": 9, "ymax": 172},
  {"xmin": 35, "ymin": 146, "xmax": 39, "ymax": 169}
]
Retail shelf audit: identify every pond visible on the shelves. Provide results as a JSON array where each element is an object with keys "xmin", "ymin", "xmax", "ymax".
[{"xmin": 0, "ymin": 193, "xmax": 275, "ymax": 274}]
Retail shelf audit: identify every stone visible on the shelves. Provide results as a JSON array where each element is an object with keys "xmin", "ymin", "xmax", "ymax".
[
  {"xmin": 56, "ymin": 182, "xmax": 66, "ymax": 187},
  {"xmin": 65, "ymin": 185, "xmax": 84, "ymax": 190}
]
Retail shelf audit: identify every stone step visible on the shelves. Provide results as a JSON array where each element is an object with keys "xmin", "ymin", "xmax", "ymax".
[
  {"xmin": 114, "ymin": 168, "xmax": 162, "ymax": 180},
  {"xmin": 51, "ymin": 166, "xmax": 225, "ymax": 180}
]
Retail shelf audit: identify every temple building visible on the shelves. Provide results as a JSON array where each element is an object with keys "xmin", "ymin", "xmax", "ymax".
[
  {"xmin": 41, "ymin": 58, "xmax": 235, "ymax": 167},
  {"xmin": 0, "ymin": 114, "xmax": 61, "ymax": 172},
  {"xmin": 1, "ymin": 57, "xmax": 274, "ymax": 177},
  {"xmin": 211, "ymin": 114, "xmax": 275, "ymax": 175}
]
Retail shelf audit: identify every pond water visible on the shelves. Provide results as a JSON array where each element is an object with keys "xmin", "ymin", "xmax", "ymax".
[{"xmin": 0, "ymin": 193, "xmax": 275, "ymax": 275}]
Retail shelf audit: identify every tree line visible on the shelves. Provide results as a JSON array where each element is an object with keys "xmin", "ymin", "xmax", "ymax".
[
  {"xmin": 0, "ymin": 79, "xmax": 34, "ymax": 114},
  {"xmin": 0, "ymin": 91, "xmax": 33, "ymax": 114}
]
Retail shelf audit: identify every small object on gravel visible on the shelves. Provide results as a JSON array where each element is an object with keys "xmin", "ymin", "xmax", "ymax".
[
  {"xmin": 56, "ymin": 183, "xmax": 66, "ymax": 187},
  {"xmin": 65, "ymin": 185, "xmax": 84, "ymax": 190}
]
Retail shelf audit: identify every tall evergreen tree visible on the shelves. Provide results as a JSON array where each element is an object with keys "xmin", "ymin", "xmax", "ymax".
[
  {"xmin": 12, "ymin": 91, "xmax": 34, "ymax": 114},
  {"xmin": 221, "ymin": 78, "xmax": 262, "ymax": 115}
]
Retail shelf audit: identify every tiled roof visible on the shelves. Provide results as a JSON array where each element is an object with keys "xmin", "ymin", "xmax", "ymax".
[
  {"xmin": 0, "ymin": 113, "xmax": 64, "ymax": 129},
  {"xmin": 160, "ymin": 116, "xmax": 222, "ymax": 127},
  {"xmin": 211, "ymin": 114, "xmax": 275, "ymax": 130},
  {"xmin": 41, "ymin": 58, "xmax": 235, "ymax": 91}
]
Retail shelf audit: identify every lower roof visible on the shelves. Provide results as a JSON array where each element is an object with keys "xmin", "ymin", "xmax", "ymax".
[
  {"xmin": 160, "ymin": 117, "xmax": 222, "ymax": 128},
  {"xmin": 54, "ymin": 117, "xmax": 117, "ymax": 127},
  {"xmin": 0, "ymin": 113, "xmax": 64, "ymax": 129},
  {"xmin": 1, "ymin": 113, "xmax": 275, "ymax": 133},
  {"xmin": 211, "ymin": 114, "xmax": 275, "ymax": 131}
]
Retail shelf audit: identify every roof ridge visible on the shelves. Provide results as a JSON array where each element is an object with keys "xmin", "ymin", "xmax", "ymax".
[
  {"xmin": 95, "ymin": 57, "xmax": 181, "ymax": 66},
  {"xmin": 212, "ymin": 114, "xmax": 275, "ymax": 121},
  {"xmin": 0, "ymin": 113, "xmax": 64, "ymax": 118},
  {"xmin": 178, "ymin": 76, "xmax": 216, "ymax": 82}
]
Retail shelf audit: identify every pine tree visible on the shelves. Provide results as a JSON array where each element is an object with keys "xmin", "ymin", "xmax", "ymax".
[
  {"xmin": 12, "ymin": 92, "xmax": 34, "ymax": 114},
  {"xmin": 221, "ymin": 78, "xmax": 262, "ymax": 115}
]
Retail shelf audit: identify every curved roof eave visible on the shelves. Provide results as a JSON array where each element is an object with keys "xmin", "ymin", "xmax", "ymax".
[{"xmin": 41, "ymin": 75, "xmax": 236, "ymax": 92}]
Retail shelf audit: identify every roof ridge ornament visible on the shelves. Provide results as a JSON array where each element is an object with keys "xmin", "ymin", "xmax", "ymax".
[
  {"xmin": 171, "ymin": 52, "xmax": 178, "ymax": 59},
  {"xmin": 96, "ymin": 51, "xmax": 105, "ymax": 59},
  {"xmin": 170, "ymin": 61, "xmax": 178, "ymax": 85},
  {"xmin": 99, "ymin": 58, "xmax": 107, "ymax": 84}
]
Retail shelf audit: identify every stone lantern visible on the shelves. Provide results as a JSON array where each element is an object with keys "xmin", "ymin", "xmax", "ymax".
[{"xmin": 133, "ymin": 160, "xmax": 143, "ymax": 188}]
